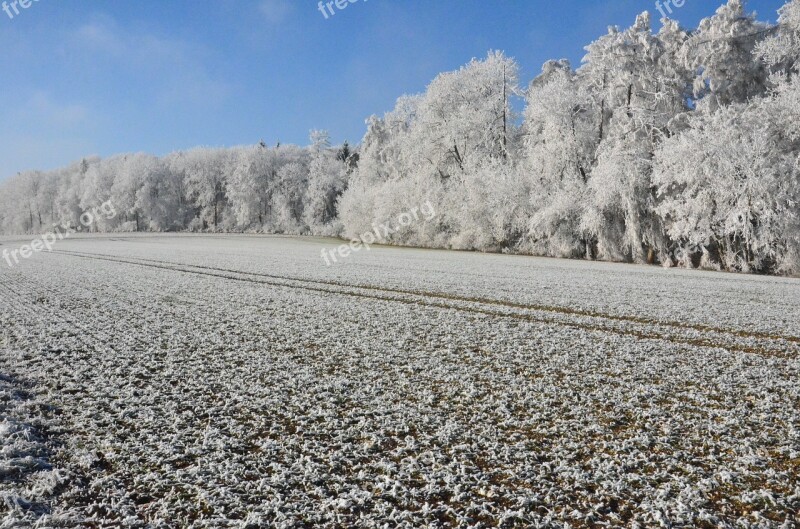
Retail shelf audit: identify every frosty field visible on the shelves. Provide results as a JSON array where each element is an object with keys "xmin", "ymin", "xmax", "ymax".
[{"xmin": 1, "ymin": 235, "xmax": 799, "ymax": 528}]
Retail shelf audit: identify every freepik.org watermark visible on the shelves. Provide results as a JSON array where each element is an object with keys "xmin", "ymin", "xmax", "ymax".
[
  {"xmin": 321, "ymin": 201, "xmax": 437, "ymax": 266},
  {"xmin": 317, "ymin": 0, "xmax": 368, "ymax": 20},
  {"xmin": 3, "ymin": 0, "xmax": 40, "ymax": 20},
  {"xmin": 2, "ymin": 201, "xmax": 116, "ymax": 268},
  {"xmin": 655, "ymin": 0, "xmax": 687, "ymax": 19}
]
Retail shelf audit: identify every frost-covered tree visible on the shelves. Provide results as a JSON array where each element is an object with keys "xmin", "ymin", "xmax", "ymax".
[
  {"xmin": 579, "ymin": 13, "xmax": 692, "ymax": 263},
  {"xmin": 342, "ymin": 52, "xmax": 521, "ymax": 248},
  {"xmin": 136, "ymin": 156, "xmax": 187, "ymax": 231},
  {"xmin": 0, "ymin": 172, "xmax": 39, "ymax": 233},
  {"xmin": 272, "ymin": 161, "xmax": 308, "ymax": 233},
  {"xmin": 79, "ymin": 157, "xmax": 119, "ymax": 231},
  {"xmin": 338, "ymin": 98, "xmax": 422, "ymax": 239},
  {"xmin": 303, "ymin": 130, "xmax": 348, "ymax": 234},
  {"xmin": 522, "ymin": 60, "xmax": 596, "ymax": 258},
  {"xmin": 655, "ymin": 93, "xmax": 800, "ymax": 273},
  {"xmin": 684, "ymin": 0, "xmax": 771, "ymax": 112},
  {"xmin": 411, "ymin": 51, "xmax": 519, "ymax": 179},
  {"xmin": 757, "ymin": 0, "xmax": 800, "ymax": 79},
  {"xmin": 227, "ymin": 145, "xmax": 263, "ymax": 229},
  {"xmin": 110, "ymin": 154, "xmax": 153, "ymax": 231},
  {"xmin": 179, "ymin": 148, "xmax": 232, "ymax": 231},
  {"xmin": 52, "ymin": 158, "xmax": 96, "ymax": 229}
]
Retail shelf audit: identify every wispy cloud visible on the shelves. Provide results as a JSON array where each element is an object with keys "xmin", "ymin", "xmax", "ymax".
[
  {"xmin": 69, "ymin": 15, "xmax": 231, "ymax": 107},
  {"xmin": 0, "ymin": 91, "xmax": 94, "ymax": 178},
  {"xmin": 259, "ymin": 0, "xmax": 293, "ymax": 24},
  {"xmin": 23, "ymin": 92, "xmax": 89, "ymax": 127}
]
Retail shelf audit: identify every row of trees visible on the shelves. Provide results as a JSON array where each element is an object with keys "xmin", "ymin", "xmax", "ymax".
[
  {"xmin": 0, "ymin": 133, "xmax": 354, "ymax": 236},
  {"xmin": 340, "ymin": 0, "xmax": 800, "ymax": 274},
  {"xmin": 1, "ymin": 0, "xmax": 798, "ymax": 274}
]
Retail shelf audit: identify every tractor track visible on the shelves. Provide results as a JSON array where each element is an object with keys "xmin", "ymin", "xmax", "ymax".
[{"xmin": 52, "ymin": 249, "xmax": 799, "ymax": 358}]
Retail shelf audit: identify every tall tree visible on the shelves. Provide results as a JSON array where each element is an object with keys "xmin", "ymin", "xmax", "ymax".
[
  {"xmin": 523, "ymin": 60, "xmax": 596, "ymax": 258},
  {"xmin": 580, "ymin": 13, "xmax": 692, "ymax": 263},
  {"xmin": 684, "ymin": 0, "xmax": 771, "ymax": 112}
]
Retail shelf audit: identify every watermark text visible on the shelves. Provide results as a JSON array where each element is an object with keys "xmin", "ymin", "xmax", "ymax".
[
  {"xmin": 655, "ymin": 0, "xmax": 687, "ymax": 19},
  {"xmin": 321, "ymin": 201, "xmax": 436, "ymax": 265},
  {"xmin": 2, "ymin": 201, "xmax": 116, "ymax": 268},
  {"xmin": 318, "ymin": 0, "xmax": 368, "ymax": 20},
  {"xmin": 3, "ymin": 0, "xmax": 41, "ymax": 21}
]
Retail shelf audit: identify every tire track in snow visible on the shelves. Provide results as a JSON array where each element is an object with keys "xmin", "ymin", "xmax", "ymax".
[
  {"xmin": 52, "ymin": 250, "xmax": 799, "ymax": 358},
  {"xmin": 54, "ymin": 249, "xmax": 800, "ymax": 343}
]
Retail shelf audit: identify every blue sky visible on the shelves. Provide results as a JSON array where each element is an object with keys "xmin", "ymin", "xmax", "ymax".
[{"xmin": 0, "ymin": 0, "xmax": 787, "ymax": 181}]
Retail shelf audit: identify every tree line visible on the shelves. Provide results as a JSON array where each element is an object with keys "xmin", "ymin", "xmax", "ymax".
[{"xmin": 1, "ymin": 0, "xmax": 798, "ymax": 274}]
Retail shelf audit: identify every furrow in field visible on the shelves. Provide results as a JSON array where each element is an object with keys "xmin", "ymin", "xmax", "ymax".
[
  {"xmin": 55, "ymin": 249, "xmax": 800, "ymax": 343},
  {"xmin": 0, "ymin": 261, "xmax": 232, "ymax": 525},
  {"xmin": 0, "ymin": 266, "xmax": 139, "ymax": 358},
  {"xmin": 0, "ymin": 270, "xmax": 77, "ymax": 525},
  {"xmin": 53, "ymin": 250, "xmax": 797, "ymax": 358}
]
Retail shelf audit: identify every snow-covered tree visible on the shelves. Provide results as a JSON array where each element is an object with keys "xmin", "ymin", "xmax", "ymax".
[
  {"xmin": 655, "ymin": 95, "xmax": 800, "ymax": 273},
  {"xmin": 684, "ymin": 0, "xmax": 771, "ymax": 112},
  {"xmin": 579, "ymin": 13, "xmax": 692, "ymax": 263},
  {"xmin": 522, "ymin": 59, "xmax": 596, "ymax": 258},
  {"xmin": 411, "ymin": 51, "xmax": 519, "ymax": 179},
  {"xmin": 342, "ymin": 52, "xmax": 521, "ymax": 248},
  {"xmin": 180, "ymin": 148, "xmax": 232, "ymax": 231},
  {"xmin": 303, "ymin": 131, "xmax": 348, "ymax": 234},
  {"xmin": 757, "ymin": 0, "xmax": 800, "ymax": 80},
  {"xmin": 110, "ymin": 154, "xmax": 154, "ymax": 232},
  {"xmin": 272, "ymin": 161, "xmax": 308, "ymax": 233},
  {"xmin": 136, "ymin": 156, "xmax": 186, "ymax": 231}
]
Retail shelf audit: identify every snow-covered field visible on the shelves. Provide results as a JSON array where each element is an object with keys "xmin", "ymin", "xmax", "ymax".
[{"xmin": 1, "ymin": 235, "xmax": 798, "ymax": 528}]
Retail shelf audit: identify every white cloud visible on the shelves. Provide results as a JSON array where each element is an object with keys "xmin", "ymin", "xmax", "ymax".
[
  {"xmin": 24, "ymin": 92, "xmax": 89, "ymax": 127},
  {"xmin": 0, "ymin": 135, "xmax": 96, "ymax": 180},
  {"xmin": 259, "ymin": 0, "xmax": 293, "ymax": 24},
  {"xmin": 69, "ymin": 16, "xmax": 231, "ymax": 107},
  {"xmin": 0, "ymin": 92, "xmax": 93, "ymax": 178}
]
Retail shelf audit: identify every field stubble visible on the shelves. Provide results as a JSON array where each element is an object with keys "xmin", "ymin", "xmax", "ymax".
[{"xmin": 0, "ymin": 235, "xmax": 798, "ymax": 528}]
